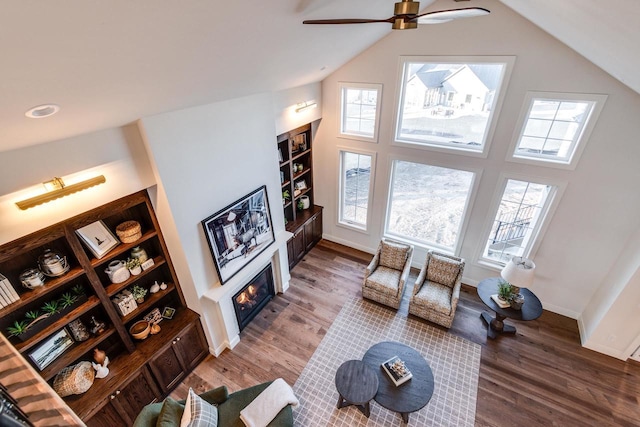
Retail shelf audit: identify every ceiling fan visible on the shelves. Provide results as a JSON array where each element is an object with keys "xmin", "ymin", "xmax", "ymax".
[{"xmin": 303, "ymin": 0, "xmax": 490, "ymax": 30}]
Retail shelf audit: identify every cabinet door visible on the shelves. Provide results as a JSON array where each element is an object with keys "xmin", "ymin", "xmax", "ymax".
[
  {"xmin": 174, "ymin": 322, "xmax": 208, "ymax": 371},
  {"xmin": 292, "ymin": 230, "xmax": 305, "ymax": 263},
  {"xmin": 311, "ymin": 211, "xmax": 323, "ymax": 244},
  {"xmin": 111, "ymin": 368, "xmax": 161, "ymax": 425},
  {"xmin": 149, "ymin": 344, "xmax": 185, "ymax": 393},
  {"xmin": 287, "ymin": 238, "xmax": 295, "ymax": 269},
  {"xmin": 86, "ymin": 401, "xmax": 127, "ymax": 427}
]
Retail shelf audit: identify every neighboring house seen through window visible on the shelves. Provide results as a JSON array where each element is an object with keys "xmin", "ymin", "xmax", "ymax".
[
  {"xmin": 395, "ymin": 56, "xmax": 513, "ymax": 156},
  {"xmin": 385, "ymin": 159, "xmax": 475, "ymax": 252},
  {"xmin": 339, "ymin": 150, "xmax": 374, "ymax": 231},
  {"xmin": 339, "ymin": 83, "xmax": 382, "ymax": 142}
]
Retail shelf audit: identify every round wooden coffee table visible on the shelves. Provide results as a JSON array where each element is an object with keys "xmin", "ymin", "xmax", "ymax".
[
  {"xmin": 477, "ymin": 277, "xmax": 543, "ymax": 339},
  {"xmin": 362, "ymin": 341, "xmax": 434, "ymax": 423},
  {"xmin": 334, "ymin": 359, "xmax": 379, "ymax": 418}
]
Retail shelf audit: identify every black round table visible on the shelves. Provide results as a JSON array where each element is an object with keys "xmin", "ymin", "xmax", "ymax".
[
  {"xmin": 362, "ymin": 341, "xmax": 434, "ymax": 424},
  {"xmin": 477, "ymin": 277, "xmax": 543, "ymax": 339},
  {"xmin": 334, "ymin": 360, "xmax": 378, "ymax": 417}
]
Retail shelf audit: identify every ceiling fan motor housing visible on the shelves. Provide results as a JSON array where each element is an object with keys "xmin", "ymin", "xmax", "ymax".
[{"xmin": 394, "ymin": 0, "xmax": 420, "ymax": 15}]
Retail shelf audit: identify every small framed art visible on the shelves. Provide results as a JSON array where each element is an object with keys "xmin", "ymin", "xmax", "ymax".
[{"xmin": 76, "ymin": 220, "xmax": 119, "ymax": 259}]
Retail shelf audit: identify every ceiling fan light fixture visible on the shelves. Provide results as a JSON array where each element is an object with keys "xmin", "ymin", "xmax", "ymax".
[{"xmin": 394, "ymin": 0, "xmax": 420, "ymax": 15}]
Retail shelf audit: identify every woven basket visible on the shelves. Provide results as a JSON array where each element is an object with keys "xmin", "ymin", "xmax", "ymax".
[
  {"xmin": 116, "ymin": 220, "xmax": 142, "ymax": 243},
  {"xmin": 53, "ymin": 361, "xmax": 95, "ymax": 397}
]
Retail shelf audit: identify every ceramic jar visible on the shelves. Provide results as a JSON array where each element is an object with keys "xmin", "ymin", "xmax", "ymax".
[
  {"xmin": 104, "ymin": 260, "xmax": 130, "ymax": 284},
  {"xmin": 38, "ymin": 249, "xmax": 68, "ymax": 277},
  {"xmin": 130, "ymin": 246, "xmax": 148, "ymax": 263},
  {"xmin": 19, "ymin": 268, "xmax": 45, "ymax": 289}
]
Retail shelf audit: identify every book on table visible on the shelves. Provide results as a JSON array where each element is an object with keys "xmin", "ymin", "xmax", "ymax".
[{"xmin": 381, "ymin": 355, "xmax": 412, "ymax": 386}]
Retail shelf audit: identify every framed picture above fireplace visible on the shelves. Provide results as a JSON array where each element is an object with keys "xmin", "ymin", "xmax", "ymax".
[{"xmin": 202, "ymin": 185, "xmax": 275, "ymax": 285}]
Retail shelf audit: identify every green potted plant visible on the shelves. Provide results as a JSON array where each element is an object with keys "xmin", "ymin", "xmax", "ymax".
[
  {"xmin": 282, "ymin": 189, "xmax": 291, "ymax": 205},
  {"xmin": 126, "ymin": 257, "xmax": 142, "ymax": 276},
  {"xmin": 71, "ymin": 284, "xmax": 86, "ymax": 297},
  {"xmin": 41, "ymin": 300, "xmax": 60, "ymax": 315},
  {"xmin": 497, "ymin": 280, "xmax": 513, "ymax": 302},
  {"xmin": 131, "ymin": 285, "xmax": 147, "ymax": 304},
  {"xmin": 6, "ymin": 320, "xmax": 29, "ymax": 338},
  {"xmin": 59, "ymin": 292, "xmax": 79, "ymax": 309}
]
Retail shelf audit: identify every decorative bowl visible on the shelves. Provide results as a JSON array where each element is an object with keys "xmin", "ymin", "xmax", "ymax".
[{"xmin": 129, "ymin": 320, "xmax": 151, "ymax": 340}]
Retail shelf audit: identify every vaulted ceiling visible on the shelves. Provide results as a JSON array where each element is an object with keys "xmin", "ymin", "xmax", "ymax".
[{"xmin": 1, "ymin": 0, "xmax": 637, "ymax": 152}]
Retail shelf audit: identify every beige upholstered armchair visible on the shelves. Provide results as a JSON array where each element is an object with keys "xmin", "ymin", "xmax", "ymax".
[
  {"xmin": 362, "ymin": 240, "xmax": 414, "ymax": 310},
  {"xmin": 409, "ymin": 251, "xmax": 465, "ymax": 328}
]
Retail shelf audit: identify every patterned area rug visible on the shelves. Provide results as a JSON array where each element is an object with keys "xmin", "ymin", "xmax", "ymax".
[{"xmin": 292, "ymin": 298, "xmax": 480, "ymax": 426}]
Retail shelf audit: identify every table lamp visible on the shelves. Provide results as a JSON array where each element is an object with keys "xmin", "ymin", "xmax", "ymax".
[{"xmin": 500, "ymin": 256, "xmax": 536, "ymax": 295}]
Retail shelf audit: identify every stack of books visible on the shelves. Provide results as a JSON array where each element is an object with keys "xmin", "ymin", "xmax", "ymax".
[
  {"xmin": 381, "ymin": 355, "xmax": 413, "ymax": 386},
  {"xmin": 0, "ymin": 274, "xmax": 20, "ymax": 308}
]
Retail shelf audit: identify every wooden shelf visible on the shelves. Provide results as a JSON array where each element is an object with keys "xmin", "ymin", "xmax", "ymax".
[
  {"xmin": 291, "ymin": 148, "xmax": 311, "ymax": 161},
  {"xmin": 0, "ymin": 266, "xmax": 86, "ymax": 317},
  {"xmin": 120, "ymin": 283, "xmax": 176, "ymax": 325},
  {"xmin": 90, "ymin": 229, "xmax": 159, "ymax": 268},
  {"xmin": 104, "ymin": 256, "xmax": 167, "ymax": 297}
]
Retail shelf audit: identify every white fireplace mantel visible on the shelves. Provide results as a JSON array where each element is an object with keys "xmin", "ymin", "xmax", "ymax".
[{"xmin": 203, "ymin": 230, "xmax": 292, "ymax": 355}]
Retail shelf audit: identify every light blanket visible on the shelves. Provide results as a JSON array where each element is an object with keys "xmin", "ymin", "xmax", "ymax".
[{"xmin": 240, "ymin": 378, "xmax": 299, "ymax": 427}]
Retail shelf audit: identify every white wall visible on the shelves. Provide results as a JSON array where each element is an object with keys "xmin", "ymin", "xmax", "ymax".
[
  {"xmin": 313, "ymin": 0, "xmax": 640, "ymax": 346},
  {"xmin": 0, "ymin": 124, "xmax": 155, "ymax": 245},
  {"xmin": 138, "ymin": 92, "xmax": 287, "ymax": 353},
  {"xmin": 273, "ymin": 82, "xmax": 322, "ymax": 136}
]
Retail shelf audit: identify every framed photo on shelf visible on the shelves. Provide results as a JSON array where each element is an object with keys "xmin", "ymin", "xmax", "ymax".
[
  {"xmin": 162, "ymin": 307, "xmax": 176, "ymax": 319},
  {"xmin": 291, "ymin": 133, "xmax": 307, "ymax": 153},
  {"xmin": 75, "ymin": 220, "xmax": 119, "ymax": 259},
  {"xmin": 295, "ymin": 180, "xmax": 307, "ymax": 191},
  {"xmin": 28, "ymin": 328, "xmax": 74, "ymax": 371},
  {"xmin": 201, "ymin": 185, "xmax": 275, "ymax": 285}
]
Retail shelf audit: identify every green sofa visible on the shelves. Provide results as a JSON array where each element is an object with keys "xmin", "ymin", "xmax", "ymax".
[{"xmin": 132, "ymin": 381, "xmax": 294, "ymax": 427}]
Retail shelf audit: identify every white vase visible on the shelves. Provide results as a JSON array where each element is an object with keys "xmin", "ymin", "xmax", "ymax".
[{"xmin": 300, "ymin": 195, "xmax": 310, "ymax": 210}]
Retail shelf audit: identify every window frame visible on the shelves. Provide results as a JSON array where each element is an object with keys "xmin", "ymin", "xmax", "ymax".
[
  {"xmin": 337, "ymin": 147, "xmax": 377, "ymax": 233},
  {"xmin": 338, "ymin": 82, "xmax": 383, "ymax": 143},
  {"xmin": 392, "ymin": 55, "xmax": 515, "ymax": 158},
  {"xmin": 475, "ymin": 173, "xmax": 566, "ymax": 270},
  {"xmin": 383, "ymin": 155, "xmax": 481, "ymax": 254},
  {"xmin": 506, "ymin": 91, "xmax": 607, "ymax": 170}
]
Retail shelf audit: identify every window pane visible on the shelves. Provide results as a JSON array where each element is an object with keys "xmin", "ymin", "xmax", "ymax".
[
  {"xmin": 340, "ymin": 152, "xmax": 372, "ymax": 227},
  {"xmin": 386, "ymin": 160, "xmax": 474, "ymax": 250},
  {"xmin": 514, "ymin": 94, "xmax": 601, "ymax": 164},
  {"xmin": 396, "ymin": 61, "xmax": 508, "ymax": 152},
  {"xmin": 341, "ymin": 85, "xmax": 380, "ymax": 140},
  {"xmin": 483, "ymin": 179, "xmax": 554, "ymax": 263}
]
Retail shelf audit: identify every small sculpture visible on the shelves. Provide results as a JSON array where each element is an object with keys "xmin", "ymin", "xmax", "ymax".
[
  {"xmin": 150, "ymin": 323, "xmax": 161, "ymax": 335},
  {"xmin": 92, "ymin": 350, "xmax": 110, "ymax": 379},
  {"xmin": 150, "ymin": 281, "xmax": 160, "ymax": 294},
  {"xmin": 159, "ymin": 282, "xmax": 167, "ymax": 291}
]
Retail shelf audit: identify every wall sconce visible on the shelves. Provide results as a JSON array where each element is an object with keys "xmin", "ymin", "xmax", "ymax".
[
  {"xmin": 295, "ymin": 101, "xmax": 317, "ymax": 113},
  {"xmin": 16, "ymin": 175, "xmax": 106, "ymax": 210}
]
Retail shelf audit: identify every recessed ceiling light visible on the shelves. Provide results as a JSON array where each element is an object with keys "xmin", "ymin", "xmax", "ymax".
[{"xmin": 25, "ymin": 104, "xmax": 60, "ymax": 119}]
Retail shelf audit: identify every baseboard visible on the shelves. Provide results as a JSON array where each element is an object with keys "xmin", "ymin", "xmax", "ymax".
[
  {"xmin": 322, "ymin": 234, "xmax": 376, "ymax": 255},
  {"xmin": 582, "ymin": 341, "xmax": 626, "ymax": 360},
  {"xmin": 542, "ymin": 301, "xmax": 579, "ymax": 319}
]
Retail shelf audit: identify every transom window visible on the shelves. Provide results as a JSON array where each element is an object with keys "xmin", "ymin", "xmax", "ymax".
[
  {"xmin": 339, "ymin": 82, "xmax": 382, "ymax": 142},
  {"xmin": 482, "ymin": 178, "xmax": 557, "ymax": 264},
  {"xmin": 339, "ymin": 150, "xmax": 374, "ymax": 230},
  {"xmin": 385, "ymin": 160, "xmax": 475, "ymax": 252},
  {"xmin": 510, "ymin": 92, "xmax": 607, "ymax": 168},
  {"xmin": 395, "ymin": 56, "xmax": 513, "ymax": 156}
]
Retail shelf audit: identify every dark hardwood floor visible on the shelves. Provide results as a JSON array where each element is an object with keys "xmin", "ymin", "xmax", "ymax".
[{"xmin": 175, "ymin": 240, "xmax": 640, "ymax": 426}]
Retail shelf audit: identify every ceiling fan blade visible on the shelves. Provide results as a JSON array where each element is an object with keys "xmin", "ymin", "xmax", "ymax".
[
  {"xmin": 416, "ymin": 7, "xmax": 490, "ymax": 24},
  {"xmin": 303, "ymin": 18, "xmax": 393, "ymax": 25}
]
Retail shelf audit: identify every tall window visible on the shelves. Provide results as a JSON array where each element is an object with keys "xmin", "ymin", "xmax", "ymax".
[
  {"xmin": 510, "ymin": 92, "xmax": 607, "ymax": 168},
  {"xmin": 339, "ymin": 150, "xmax": 374, "ymax": 230},
  {"xmin": 482, "ymin": 179, "xmax": 557, "ymax": 264},
  {"xmin": 385, "ymin": 160, "xmax": 475, "ymax": 252},
  {"xmin": 395, "ymin": 56, "xmax": 513, "ymax": 155},
  {"xmin": 339, "ymin": 83, "xmax": 382, "ymax": 142}
]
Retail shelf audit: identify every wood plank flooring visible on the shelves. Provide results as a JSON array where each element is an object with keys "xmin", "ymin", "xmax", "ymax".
[{"xmin": 174, "ymin": 240, "xmax": 640, "ymax": 426}]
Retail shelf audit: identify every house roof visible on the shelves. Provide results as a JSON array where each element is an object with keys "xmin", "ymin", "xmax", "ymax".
[{"xmin": 0, "ymin": 0, "xmax": 637, "ymax": 152}]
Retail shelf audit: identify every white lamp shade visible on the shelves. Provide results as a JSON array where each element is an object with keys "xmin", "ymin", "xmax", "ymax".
[{"xmin": 500, "ymin": 256, "xmax": 536, "ymax": 289}]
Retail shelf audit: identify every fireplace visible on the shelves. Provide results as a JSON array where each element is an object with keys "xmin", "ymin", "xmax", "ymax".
[{"xmin": 232, "ymin": 263, "xmax": 275, "ymax": 331}]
